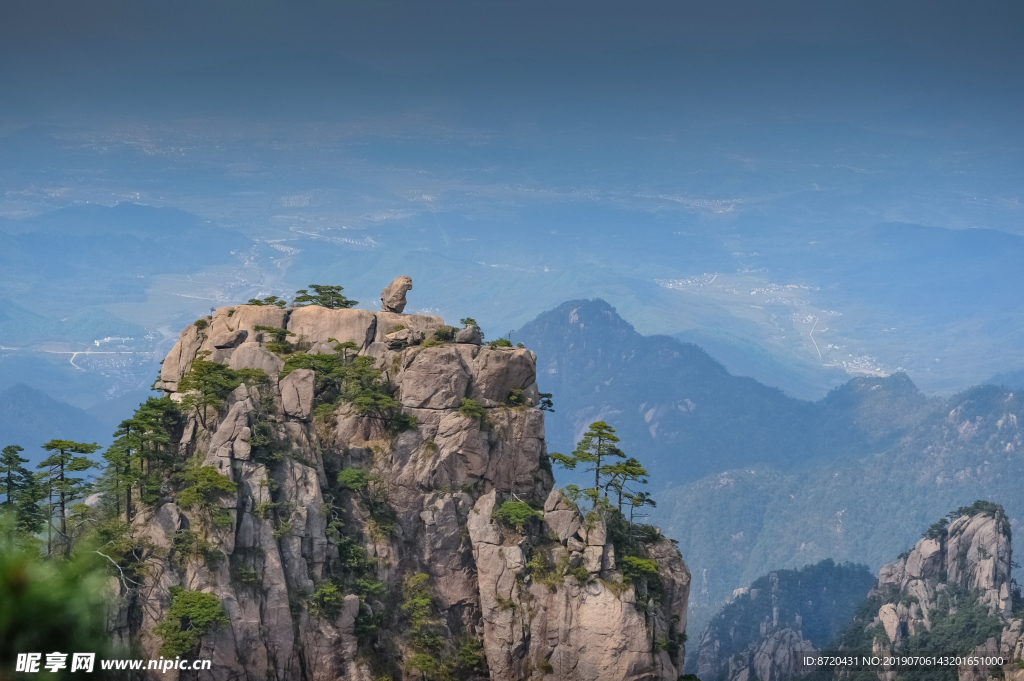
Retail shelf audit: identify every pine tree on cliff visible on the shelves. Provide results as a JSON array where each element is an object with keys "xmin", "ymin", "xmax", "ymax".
[
  {"xmin": 37, "ymin": 440, "xmax": 98, "ymax": 557},
  {"xmin": 105, "ymin": 397, "xmax": 180, "ymax": 521},
  {"xmin": 177, "ymin": 352, "xmax": 244, "ymax": 429},
  {"xmin": 293, "ymin": 284, "xmax": 357, "ymax": 309},
  {"xmin": 1, "ymin": 445, "xmax": 31, "ymax": 508},
  {"xmin": 550, "ymin": 421, "xmax": 626, "ymax": 509},
  {"xmin": 601, "ymin": 456, "xmax": 649, "ymax": 512}
]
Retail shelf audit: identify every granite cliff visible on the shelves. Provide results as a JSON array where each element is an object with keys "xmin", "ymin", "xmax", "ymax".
[
  {"xmin": 108, "ymin": 286, "xmax": 689, "ymax": 680},
  {"xmin": 808, "ymin": 502, "xmax": 1023, "ymax": 681}
]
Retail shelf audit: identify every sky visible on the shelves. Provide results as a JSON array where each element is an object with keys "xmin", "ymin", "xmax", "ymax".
[{"xmin": 1, "ymin": 0, "xmax": 1023, "ymax": 412}]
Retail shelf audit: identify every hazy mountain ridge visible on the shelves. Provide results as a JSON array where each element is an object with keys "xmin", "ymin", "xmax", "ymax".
[
  {"xmin": 0, "ymin": 383, "xmax": 108, "ymax": 462},
  {"xmin": 516, "ymin": 299, "xmax": 935, "ymax": 484},
  {"xmin": 0, "ymin": 203, "xmax": 250, "ymax": 334},
  {"xmin": 695, "ymin": 559, "xmax": 876, "ymax": 681},
  {"xmin": 514, "ymin": 299, "xmax": 1024, "ymax": 642}
]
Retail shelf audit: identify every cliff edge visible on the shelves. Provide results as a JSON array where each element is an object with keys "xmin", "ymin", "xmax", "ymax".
[{"xmin": 110, "ymin": 299, "xmax": 689, "ymax": 680}]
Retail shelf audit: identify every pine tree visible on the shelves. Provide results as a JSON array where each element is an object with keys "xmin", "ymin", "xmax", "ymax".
[
  {"xmin": 601, "ymin": 456, "xmax": 649, "ymax": 512},
  {"xmin": 293, "ymin": 284, "xmax": 357, "ymax": 309},
  {"xmin": 0, "ymin": 444, "xmax": 46, "ymax": 538},
  {"xmin": 177, "ymin": 353, "xmax": 243, "ymax": 428},
  {"xmin": 1, "ymin": 445, "xmax": 31, "ymax": 508},
  {"xmin": 105, "ymin": 397, "xmax": 180, "ymax": 521},
  {"xmin": 38, "ymin": 440, "xmax": 99, "ymax": 557},
  {"xmin": 623, "ymin": 490, "xmax": 656, "ymax": 526},
  {"xmin": 550, "ymin": 421, "xmax": 625, "ymax": 509}
]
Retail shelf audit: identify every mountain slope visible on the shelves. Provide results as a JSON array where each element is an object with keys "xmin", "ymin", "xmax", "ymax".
[
  {"xmin": 516, "ymin": 299, "xmax": 821, "ymax": 482},
  {"xmin": 516, "ymin": 299, "xmax": 931, "ymax": 484},
  {"xmin": 0, "ymin": 383, "xmax": 108, "ymax": 462},
  {"xmin": 514, "ymin": 299, "xmax": 1024, "ymax": 644}
]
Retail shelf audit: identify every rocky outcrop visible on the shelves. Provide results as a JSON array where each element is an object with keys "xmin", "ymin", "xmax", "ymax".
[
  {"xmin": 117, "ymin": 296, "xmax": 689, "ymax": 680},
  {"xmin": 381, "ymin": 275, "xmax": 413, "ymax": 313},
  {"xmin": 725, "ymin": 628, "xmax": 814, "ymax": 681},
  {"xmin": 870, "ymin": 503, "xmax": 1014, "ymax": 650},
  {"xmin": 812, "ymin": 503, "xmax": 1023, "ymax": 681},
  {"xmin": 468, "ymin": 489, "xmax": 689, "ymax": 681}
]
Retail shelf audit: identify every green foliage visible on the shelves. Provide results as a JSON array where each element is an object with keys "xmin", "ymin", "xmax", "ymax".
[
  {"xmin": 171, "ymin": 530, "xmax": 224, "ymax": 570},
  {"xmin": 459, "ymin": 317, "xmax": 478, "ymax": 328},
  {"xmin": 233, "ymin": 566, "xmax": 259, "ymax": 586},
  {"xmin": 309, "ymin": 581, "xmax": 344, "ymax": 619},
  {"xmin": 571, "ymin": 566, "xmax": 592, "ymax": 583},
  {"xmin": 620, "ymin": 555, "xmax": 660, "ymax": 581},
  {"xmin": 949, "ymin": 499, "xmax": 1003, "ymax": 520},
  {"xmin": 247, "ymin": 295, "xmax": 287, "ymax": 308},
  {"xmin": 487, "ymin": 338, "xmax": 513, "ymax": 348},
  {"xmin": 177, "ymin": 352, "xmax": 244, "ymax": 427},
  {"xmin": 338, "ymin": 467, "xmax": 396, "ymax": 539},
  {"xmin": 432, "ymin": 326, "xmax": 457, "ymax": 343},
  {"xmin": 402, "ymin": 572, "xmax": 445, "ymax": 652},
  {"xmin": 395, "ymin": 573, "xmax": 485, "ymax": 679},
  {"xmin": 895, "ymin": 586, "xmax": 1006, "ymax": 681},
  {"xmin": 153, "ymin": 587, "xmax": 228, "ymax": 657},
  {"xmin": 526, "ymin": 551, "xmax": 566, "ymax": 592},
  {"xmin": 1, "ymin": 444, "xmax": 44, "ymax": 535},
  {"xmin": 37, "ymin": 440, "xmax": 99, "ymax": 557},
  {"xmin": 538, "ymin": 392, "xmax": 554, "ymax": 412},
  {"xmin": 194, "ymin": 318, "xmax": 209, "ymax": 330},
  {"xmin": 456, "ymin": 637, "xmax": 485, "ymax": 670},
  {"xmin": 925, "ymin": 517, "xmax": 951, "ymax": 540},
  {"xmin": 175, "ymin": 463, "xmax": 238, "ymax": 521},
  {"xmin": 0, "ymin": 524, "xmax": 113, "ymax": 672},
  {"xmin": 491, "ymin": 500, "xmax": 543, "ymax": 532},
  {"xmin": 337, "ymin": 467, "xmax": 370, "ymax": 492},
  {"xmin": 254, "ymin": 325, "xmax": 295, "ymax": 354},
  {"xmin": 283, "ymin": 352, "xmax": 417, "ymax": 434},
  {"xmin": 504, "ymin": 388, "xmax": 525, "ymax": 407},
  {"xmin": 711, "ymin": 559, "xmax": 877, "ymax": 676},
  {"xmin": 293, "ymin": 284, "xmax": 357, "ymax": 309},
  {"xmin": 247, "ymin": 419, "xmax": 287, "ymax": 465},
  {"xmin": 101, "ymin": 396, "xmax": 182, "ymax": 522},
  {"xmin": 458, "ymin": 397, "xmax": 487, "ymax": 421},
  {"xmin": 550, "ymin": 421, "xmax": 623, "ymax": 510}
]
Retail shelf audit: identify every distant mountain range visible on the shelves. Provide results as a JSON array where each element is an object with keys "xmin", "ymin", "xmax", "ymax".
[
  {"xmin": 0, "ymin": 203, "xmax": 249, "ymax": 345},
  {"xmin": 0, "ymin": 383, "xmax": 108, "ymax": 465},
  {"xmin": 516, "ymin": 299, "xmax": 1024, "ymax": 638}
]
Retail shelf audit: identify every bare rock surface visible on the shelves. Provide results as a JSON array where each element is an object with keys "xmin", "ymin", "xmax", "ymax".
[
  {"xmin": 380, "ymin": 275, "xmax": 413, "ymax": 313},
  {"xmin": 227, "ymin": 342, "xmax": 285, "ymax": 376},
  {"xmin": 281, "ymin": 368, "xmax": 314, "ymax": 421},
  {"xmin": 374, "ymin": 311, "xmax": 445, "ymax": 343},
  {"xmin": 287, "ymin": 306, "xmax": 376, "ymax": 348}
]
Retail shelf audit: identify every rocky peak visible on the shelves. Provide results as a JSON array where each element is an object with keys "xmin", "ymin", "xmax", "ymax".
[
  {"xmin": 116, "ymin": 294, "xmax": 689, "ymax": 680},
  {"xmin": 873, "ymin": 500, "xmax": 1013, "ymax": 633},
  {"xmin": 823, "ymin": 502, "xmax": 1022, "ymax": 681}
]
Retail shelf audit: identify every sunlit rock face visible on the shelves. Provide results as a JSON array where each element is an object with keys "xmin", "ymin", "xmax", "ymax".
[{"xmin": 113, "ymin": 301, "xmax": 689, "ymax": 681}]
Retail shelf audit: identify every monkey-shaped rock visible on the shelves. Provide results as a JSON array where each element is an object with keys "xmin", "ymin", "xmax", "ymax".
[{"xmin": 380, "ymin": 275, "xmax": 413, "ymax": 313}]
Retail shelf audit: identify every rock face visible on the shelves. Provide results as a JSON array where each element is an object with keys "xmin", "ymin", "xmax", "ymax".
[
  {"xmin": 112, "ymin": 301, "xmax": 689, "ymax": 680},
  {"xmin": 819, "ymin": 503, "xmax": 1023, "ymax": 681},
  {"xmin": 381, "ymin": 275, "xmax": 413, "ymax": 313},
  {"xmin": 725, "ymin": 628, "xmax": 814, "ymax": 681},
  {"xmin": 870, "ymin": 504, "xmax": 1014, "ymax": 649}
]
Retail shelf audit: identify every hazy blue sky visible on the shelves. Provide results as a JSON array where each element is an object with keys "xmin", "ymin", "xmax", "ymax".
[{"xmin": 2, "ymin": 0, "xmax": 1023, "ymax": 410}]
